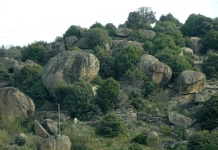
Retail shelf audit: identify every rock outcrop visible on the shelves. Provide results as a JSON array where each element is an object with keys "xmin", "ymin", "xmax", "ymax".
[
  {"xmin": 46, "ymin": 41, "xmax": 66, "ymax": 51},
  {"xmin": 184, "ymin": 129, "xmax": 193, "ymax": 140},
  {"xmin": 65, "ymin": 36, "xmax": 78, "ymax": 49},
  {"xmin": 15, "ymin": 133, "xmax": 28, "ymax": 146},
  {"xmin": 115, "ymin": 107, "xmax": 137, "ymax": 123},
  {"xmin": 0, "ymin": 87, "xmax": 35, "ymax": 119},
  {"xmin": 168, "ymin": 112, "xmax": 193, "ymax": 128},
  {"xmin": 137, "ymin": 55, "xmax": 172, "ymax": 88},
  {"xmin": 42, "ymin": 119, "xmax": 58, "ymax": 135},
  {"xmin": 115, "ymin": 28, "xmax": 133, "ymax": 37},
  {"xmin": 173, "ymin": 70, "xmax": 206, "ymax": 94},
  {"xmin": 78, "ymin": 38, "xmax": 89, "ymax": 49},
  {"xmin": 0, "ymin": 47, "xmax": 21, "ymax": 60},
  {"xmin": 34, "ymin": 120, "xmax": 50, "ymax": 138},
  {"xmin": 139, "ymin": 29, "xmax": 156, "ymax": 39},
  {"xmin": 190, "ymin": 37, "xmax": 203, "ymax": 54},
  {"xmin": 42, "ymin": 51, "xmax": 99, "ymax": 92},
  {"xmin": 37, "ymin": 134, "xmax": 71, "ymax": 150}
]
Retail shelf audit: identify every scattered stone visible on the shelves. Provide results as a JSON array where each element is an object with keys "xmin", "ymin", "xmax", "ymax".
[
  {"xmin": 34, "ymin": 120, "xmax": 50, "ymax": 138},
  {"xmin": 184, "ymin": 129, "xmax": 194, "ymax": 140},
  {"xmin": 168, "ymin": 112, "xmax": 193, "ymax": 128},
  {"xmin": 37, "ymin": 134, "xmax": 71, "ymax": 150},
  {"xmin": 42, "ymin": 119, "xmax": 58, "ymax": 135},
  {"xmin": 15, "ymin": 133, "xmax": 27, "ymax": 146}
]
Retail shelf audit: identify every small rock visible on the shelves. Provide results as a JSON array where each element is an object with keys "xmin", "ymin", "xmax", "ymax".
[
  {"xmin": 42, "ymin": 119, "xmax": 58, "ymax": 135},
  {"xmin": 73, "ymin": 118, "xmax": 78, "ymax": 124},
  {"xmin": 184, "ymin": 129, "xmax": 194, "ymax": 140},
  {"xmin": 15, "ymin": 133, "xmax": 27, "ymax": 146}
]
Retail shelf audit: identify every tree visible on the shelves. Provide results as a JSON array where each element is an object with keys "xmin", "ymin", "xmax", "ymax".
[
  {"xmin": 105, "ymin": 23, "xmax": 117, "ymax": 36},
  {"xmin": 164, "ymin": 30, "xmax": 186, "ymax": 47},
  {"xmin": 126, "ymin": 11, "xmax": 143, "ymax": 30},
  {"xmin": 159, "ymin": 13, "xmax": 182, "ymax": 27},
  {"xmin": 136, "ymin": 7, "xmax": 157, "ymax": 25},
  {"xmin": 127, "ymin": 30, "xmax": 150, "ymax": 43},
  {"xmin": 90, "ymin": 21, "xmax": 105, "ymax": 29},
  {"xmin": 202, "ymin": 54, "xmax": 218, "ymax": 79},
  {"xmin": 63, "ymin": 25, "xmax": 81, "ymax": 39},
  {"xmin": 201, "ymin": 29, "xmax": 218, "ymax": 53}
]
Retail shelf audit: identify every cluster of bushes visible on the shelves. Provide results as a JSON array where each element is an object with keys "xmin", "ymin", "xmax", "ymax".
[{"xmin": 202, "ymin": 54, "xmax": 218, "ymax": 79}]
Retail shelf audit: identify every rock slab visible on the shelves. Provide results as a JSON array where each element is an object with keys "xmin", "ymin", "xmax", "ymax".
[
  {"xmin": 115, "ymin": 28, "xmax": 133, "ymax": 37},
  {"xmin": 34, "ymin": 120, "xmax": 50, "ymax": 138},
  {"xmin": 169, "ymin": 112, "xmax": 193, "ymax": 128}
]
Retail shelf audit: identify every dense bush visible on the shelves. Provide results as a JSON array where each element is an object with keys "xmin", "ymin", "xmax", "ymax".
[
  {"xmin": 160, "ymin": 125, "xmax": 172, "ymax": 136},
  {"xmin": 115, "ymin": 45, "xmax": 145, "ymax": 78},
  {"xmin": 67, "ymin": 46, "xmax": 84, "ymax": 52},
  {"xmin": 99, "ymin": 112, "xmax": 125, "ymax": 137},
  {"xmin": 128, "ymin": 89, "xmax": 142, "ymax": 100},
  {"xmin": 90, "ymin": 75, "xmax": 104, "ymax": 86},
  {"xmin": 127, "ymin": 30, "xmax": 150, "ymax": 43},
  {"xmin": 201, "ymin": 29, "xmax": 218, "ymax": 54},
  {"xmin": 92, "ymin": 46, "xmax": 115, "ymax": 78},
  {"xmin": 164, "ymin": 30, "xmax": 186, "ymax": 47},
  {"xmin": 126, "ymin": 11, "xmax": 144, "ymax": 30},
  {"xmin": 159, "ymin": 13, "xmax": 182, "ymax": 27},
  {"xmin": 22, "ymin": 42, "xmax": 46, "ymax": 64},
  {"xmin": 0, "ymin": 62, "xmax": 10, "ymax": 82},
  {"xmin": 96, "ymin": 78, "xmax": 120, "ymax": 113},
  {"xmin": 90, "ymin": 21, "xmax": 105, "ymax": 29},
  {"xmin": 156, "ymin": 21, "xmax": 176, "ymax": 28},
  {"xmin": 131, "ymin": 98, "xmax": 145, "ymax": 110},
  {"xmin": 128, "ymin": 142, "xmax": 143, "ymax": 150},
  {"xmin": 143, "ymin": 41, "xmax": 153, "ymax": 52},
  {"xmin": 155, "ymin": 48, "xmax": 192, "ymax": 81},
  {"xmin": 132, "ymin": 133, "xmax": 146, "ymax": 145},
  {"xmin": 51, "ymin": 79, "xmax": 96, "ymax": 121},
  {"xmin": 63, "ymin": 25, "xmax": 81, "ymax": 39},
  {"xmin": 105, "ymin": 23, "xmax": 117, "ymax": 36},
  {"xmin": 86, "ymin": 28, "xmax": 111, "ymax": 49},
  {"xmin": 202, "ymin": 54, "xmax": 218, "ymax": 79},
  {"xmin": 141, "ymin": 81, "xmax": 155, "ymax": 98},
  {"xmin": 187, "ymin": 130, "xmax": 218, "ymax": 150},
  {"xmin": 196, "ymin": 94, "xmax": 218, "ymax": 130}
]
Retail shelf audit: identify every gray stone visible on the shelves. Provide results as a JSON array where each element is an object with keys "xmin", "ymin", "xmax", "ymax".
[
  {"xmin": 115, "ymin": 28, "xmax": 133, "ymax": 37},
  {"xmin": 37, "ymin": 134, "xmax": 71, "ymax": 150},
  {"xmin": 139, "ymin": 29, "xmax": 156, "ymax": 39},
  {"xmin": 190, "ymin": 37, "xmax": 203, "ymax": 54},
  {"xmin": 42, "ymin": 119, "xmax": 58, "ymax": 135},
  {"xmin": 181, "ymin": 47, "xmax": 194, "ymax": 56},
  {"xmin": 163, "ymin": 139, "xmax": 177, "ymax": 149},
  {"xmin": 42, "ymin": 51, "xmax": 100, "ymax": 92},
  {"xmin": 137, "ymin": 54, "xmax": 172, "ymax": 88},
  {"xmin": 73, "ymin": 118, "xmax": 78, "ymax": 124},
  {"xmin": 173, "ymin": 70, "xmax": 206, "ymax": 94},
  {"xmin": 184, "ymin": 129, "xmax": 193, "ymax": 140},
  {"xmin": 34, "ymin": 120, "xmax": 50, "ymax": 138},
  {"xmin": 0, "ymin": 47, "xmax": 21, "ymax": 60},
  {"xmin": 65, "ymin": 36, "xmax": 78, "ymax": 49},
  {"xmin": 152, "ymin": 117, "xmax": 159, "ymax": 122},
  {"xmin": 78, "ymin": 38, "xmax": 89, "ymax": 49},
  {"xmin": 168, "ymin": 112, "xmax": 193, "ymax": 128},
  {"xmin": 0, "ymin": 87, "xmax": 35, "ymax": 119},
  {"xmin": 194, "ymin": 61, "xmax": 203, "ymax": 70},
  {"xmin": 15, "ymin": 133, "xmax": 27, "ymax": 146},
  {"xmin": 79, "ymin": 27, "xmax": 88, "ymax": 38},
  {"xmin": 193, "ymin": 90, "xmax": 212, "ymax": 103}
]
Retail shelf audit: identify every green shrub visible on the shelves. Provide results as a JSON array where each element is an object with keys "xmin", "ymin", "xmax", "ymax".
[
  {"xmin": 128, "ymin": 142, "xmax": 143, "ymax": 150},
  {"xmin": 201, "ymin": 29, "xmax": 218, "ymax": 54},
  {"xmin": 96, "ymin": 78, "xmax": 120, "ymax": 113},
  {"xmin": 156, "ymin": 21, "xmax": 176, "ymax": 28},
  {"xmin": 132, "ymin": 133, "xmax": 146, "ymax": 145},
  {"xmin": 202, "ymin": 54, "xmax": 218, "ymax": 79},
  {"xmin": 115, "ymin": 45, "xmax": 145, "ymax": 78},
  {"xmin": 196, "ymin": 94, "xmax": 218, "ymax": 130},
  {"xmin": 90, "ymin": 21, "xmax": 105, "ymax": 29},
  {"xmin": 126, "ymin": 11, "xmax": 144, "ymax": 30},
  {"xmin": 128, "ymin": 89, "xmax": 141, "ymax": 100},
  {"xmin": 0, "ymin": 130, "xmax": 12, "ymax": 146},
  {"xmin": 127, "ymin": 30, "xmax": 149, "ymax": 43},
  {"xmin": 90, "ymin": 75, "xmax": 104, "ymax": 86},
  {"xmin": 131, "ymin": 98, "xmax": 144, "ymax": 111},
  {"xmin": 187, "ymin": 130, "xmax": 218, "ymax": 150},
  {"xmin": 164, "ymin": 30, "xmax": 186, "ymax": 47},
  {"xmin": 143, "ymin": 41, "xmax": 153, "ymax": 53},
  {"xmin": 92, "ymin": 46, "xmax": 115, "ymax": 78},
  {"xmin": 105, "ymin": 138, "xmax": 113, "ymax": 147},
  {"xmin": 105, "ymin": 23, "xmax": 117, "ymax": 36},
  {"xmin": 54, "ymin": 36, "xmax": 63, "ymax": 42},
  {"xmin": 63, "ymin": 25, "xmax": 81, "ymax": 39},
  {"xmin": 159, "ymin": 13, "xmax": 182, "ymax": 27},
  {"xmin": 67, "ymin": 46, "xmax": 84, "ymax": 52},
  {"xmin": 22, "ymin": 42, "xmax": 46, "ymax": 64},
  {"xmin": 146, "ymin": 134, "xmax": 161, "ymax": 148},
  {"xmin": 160, "ymin": 125, "xmax": 172, "ymax": 136},
  {"xmin": 86, "ymin": 28, "xmax": 111, "ymax": 49},
  {"xmin": 14, "ymin": 64, "xmax": 43, "ymax": 85},
  {"xmin": 99, "ymin": 112, "xmax": 125, "ymax": 138},
  {"xmin": 51, "ymin": 79, "xmax": 96, "ymax": 121},
  {"xmin": 141, "ymin": 81, "xmax": 155, "ymax": 98},
  {"xmin": 0, "ymin": 62, "xmax": 10, "ymax": 82}
]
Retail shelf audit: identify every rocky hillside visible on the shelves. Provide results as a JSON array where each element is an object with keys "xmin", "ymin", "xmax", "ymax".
[{"xmin": 0, "ymin": 12, "xmax": 218, "ymax": 150}]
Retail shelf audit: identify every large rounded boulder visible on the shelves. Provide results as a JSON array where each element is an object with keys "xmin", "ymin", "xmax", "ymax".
[
  {"xmin": 173, "ymin": 70, "xmax": 206, "ymax": 94},
  {"xmin": 137, "ymin": 55, "xmax": 172, "ymax": 88},
  {"xmin": 42, "ymin": 51, "xmax": 99, "ymax": 92},
  {"xmin": 115, "ymin": 27, "xmax": 133, "ymax": 37},
  {"xmin": 0, "ymin": 87, "xmax": 35, "ymax": 119}
]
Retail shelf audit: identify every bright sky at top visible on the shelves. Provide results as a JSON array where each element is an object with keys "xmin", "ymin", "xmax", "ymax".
[{"xmin": 0, "ymin": 0, "xmax": 218, "ymax": 47}]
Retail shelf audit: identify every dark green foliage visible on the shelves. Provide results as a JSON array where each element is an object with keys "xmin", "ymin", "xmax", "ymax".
[
  {"xmin": 143, "ymin": 41, "xmax": 153, "ymax": 52},
  {"xmin": 14, "ymin": 65, "xmax": 43, "ymax": 85},
  {"xmin": 63, "ymin": 25, "xmax": 81, "ymax": 39},
  {"xmin": 150, "ymin": 33, "xmax": 179, "ymax": 55},
  {"xmin": 202, "ymin": 54, "xmax": 218, "ymax": 79},
  {"xmin": 115, "ymin": 45, "xmax": 145, "ymax": 78},
  {"xmin": 156, "ymin": 21, "xmax": 176, "ymax": 28},
  {"xmin": 92, "ymin": 46, "xmax": 115, "ymax": 78},
  {"xmin": 128, "ymin": 89, "xmax": 141, "ymax": 100},
  {"xmin": 164, "ymin": 30, "xmax": 186, "ymax": 47},
  {"xmin": 201, "ymin": 29, "xmax": 218, "ymax": 54},
  {"xmin": 67, "ymin": 46, "xmax": 84, "ymax": 52},
  {"xmin": 131, "ymin": 98, "xmax": 144, "ymax": 110},
  {"xmin": 0, "ymin": 62, "xmax": 10, "ymax": 81},
  {"xmin": 159, "ymin": 13, "xmax": 182, "ymax": 27},
  {"xmin": 126, "ymin": 12, "xmax": 145, "ymax": 30},
  {"xmin": 86, "ymin": 28, "xmax": 111, "ymax": 49},
  {"xmin": 155, "ymin": 48, "xmax": 192, "ymax": 81},
  {"xmin": 183, "ymin": 51, "xmax": 200, "ymax": 72},
  {"xmin": 90, "ymin": 75, "xmax": 104, "ymax": 86},
  {"xmin": 22, "ymin": 42, "xmax": 46, "ymax": 64},
  {"xmin": 127, "ymin": 30, "xmax": 150, "ymax": 43},
  {"xmin": 187, "ymin": 131, "xmax": 218, "ymax": 150},
  {"xmin": 136, "ymin": 7, "xmax": 157, "ymax": 25},
  {"xmin": 96, "ymin": 78, "xmax": 120, "ymax": 113},
  {"xmin": 99, "ymin": 112, "xmax": 125, "ymax": 138},
  {"xmin": 132, "ymin": 133, "xmax": 147, "ymax": 145},
  {"xmin": 181, "ymin": 14, "xmax": 218, "ymax": 37},
  {"xmin": 196, "ymin": 94, "xmax": 218, "ymax": 130},
  {"xmin": 105, "ymin": 23, "xmax": 117, "ymax": 36},
  {"xmin": 51, "ymin": 79, "xmax": 96, "ymax": 121},
  {"xmin": 118, "ymin": 23, "xmax": 126, "ymax": 28},
  {"xmin": 141, "ymin": 81, "xmax": 155, "ymax": 98},
  {"xmin": 160, "ymin": 125, "xmax": 172, "ymax": 136},
  {"xmin": 128, "ymin": 142, "xmax": 143, "ymax": 150},
  {"xmin": 90, "ymin": 21, "xmax": 105, "ymax": 29}
]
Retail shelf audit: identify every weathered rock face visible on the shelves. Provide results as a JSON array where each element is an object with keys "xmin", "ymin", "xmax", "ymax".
[
  {"xmin": 173, "ymin": 70, "xmax": 206, "ymax": 95},
  {"xmin": 0, "ymin": 47, "xmax": 22, "ymax": 60},
  {"xmin": 42, "ymin": 119, "xmax": 58, "ymax": 135},
  {"xmin": 168, "ymin": 112, "xmax": 193, "ymax": 128},
  {"xmin": 0, "ymin": 87, "xmax": 35, "ymax": 119},
  {"xmin": 139, "ymin": 29, "xmax": 156, "ymax": 39},
  {"xmin": 65, "ymin": 36, "xmax": 78, "ymax": 49},
  {"xmin": 43, "ymin": 49, "xmax": 65, "ymax": 65},
  {"xmin": 114, "ymin": 93, "xmax": 130, "ymax": 109},
  {"xmin": 42, "ymin": 51, "xmax": 99, "ymax": 92},
  {"xmin": 181, "ymin": 47, "xmax": 194, "ymax": 56},
  {"xmin": 34, "ymin": 120, "xmax": 50, "ymax": 138},
  {"xmin": 193, "ymin": 90, "xmax": 212, "ymax": 103},
  {"xmin": 79, "ymin": 27, "xmax": 88, "ymax": 38},
  {"xmin": 190, "ymin": 37, "xmax": 203, "ymax": 54},
  {"xmin": 115, "ymin": 107, "xmax": 137, "ymax": 122},
  {"xmin": 115, "ymin": 28, "xmax": 133, "ymax": 37},
  {"xmin": 37, "ymin": 134, "xmax": 71, "ymax": 150},
  {"xmin": 137, "ymin": 55, "xmax": 172, "ymax": 88},
  {"xmin": 184, "ymin": 129, "xmax": 193, "ymax": 140},
  {"xmin": 194, "ymin": 61, "xmax": 203, "ymax": 70},
  {"xmin": 46, "ymin": 41, "xmax": 66, "ymax": 51},
  {"xmin": 78, "ymin": 38, "xmax": 89, "ymax": 49}
]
